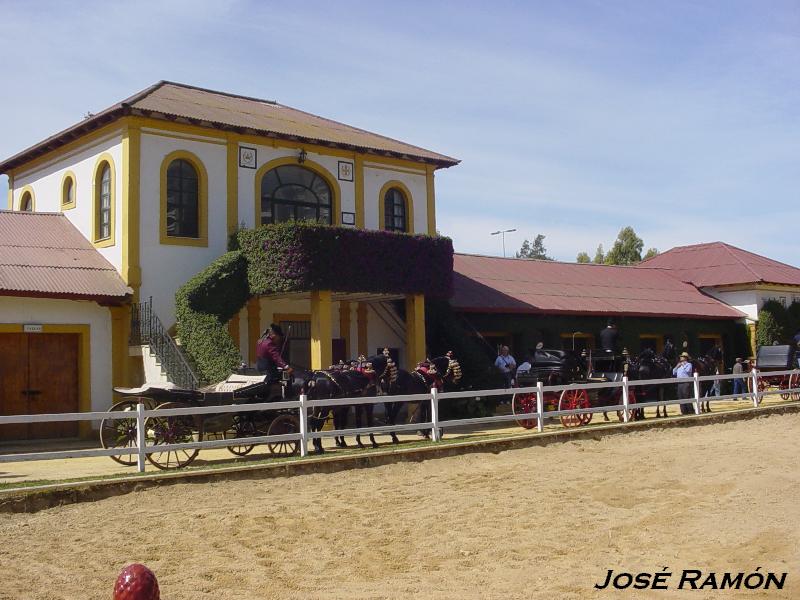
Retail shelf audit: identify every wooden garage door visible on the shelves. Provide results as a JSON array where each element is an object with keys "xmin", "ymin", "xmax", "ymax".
[{"xmin": 0, "ymin": 333, "xmax": 79, "ymax": 440}]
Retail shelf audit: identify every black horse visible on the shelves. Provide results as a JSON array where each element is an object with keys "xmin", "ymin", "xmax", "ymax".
[
  {"xmin": 626, "ymin": 348, "xmax": 673, "ymax": 417},
  {"xmin": 384, "ymin": 353, "xmax": 463, "ymax": 439},
  {"xmin": 693, "ymin": 346, "xmax": 723, "ymax": 413}
]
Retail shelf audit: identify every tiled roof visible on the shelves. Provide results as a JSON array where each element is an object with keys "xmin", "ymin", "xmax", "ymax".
[
  {"xmin": 452, "ymin": 253, "xmax": 743, "ymax": 319},
  {"xmin": 638, "ymin": 242, "xmax": 800, "ymax": 288},
  {"xmin": 0, "ymin": 81, "xmax": 459, "ymax": 172},
  {"xmin": 0, "ymin": 211, "xmax": 132, "ymax": 301}
]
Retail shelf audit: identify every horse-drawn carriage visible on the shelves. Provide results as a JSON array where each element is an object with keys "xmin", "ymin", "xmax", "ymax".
[
  {"xmin": 512, "ymin": 348, "xmax": 637, "ymax": 428},
  {"xmin": 100, "ymin": 370, "xmax": 300, "ymax": 470},
  {"xmin": 748, "ymin": 344, "xmax": 800, "ymax": 402}
]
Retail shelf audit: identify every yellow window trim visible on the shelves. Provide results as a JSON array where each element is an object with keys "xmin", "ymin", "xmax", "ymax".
[
  {"xmin": 638, "ymin": 333, "xmax": 664, "ymax": 352},
  {"xmin": 253, "ymin": 156, "xmax": 341, "ymax": 228},
  {"xmin": 6, "ymin": 175, "xmax": 12, "ymax": 209},
  {"xmin": 560, "ymin": 332, "xmax": 595, "ymax": 347},
  {"xmin": 159, "ymin": 150, "xmax": 209, "ymax": 247},
  {"xmin": 92, "ymin": 153, "xmax": 116, "ymax": 248},
  {"xmin": 18, "ymin": 185, "xmax": 35, "ymax": 211},
  {"xmin": 425, "ymin": 165, "xmax": 436, "ymax": 236},
  {"xmin": 60, "ymin": 171, "xmax": 77, "ymax": 210},
  {"xmin": 122, "ymin": 124, "xmax": 142, "ymax": 297},
  {"xmin": 0, "ymin": 323, "xmax": 92, "ymax": 437},
  {"xmin": 377, "ymin": 180, "xmax": 415, "ymax": 234}
]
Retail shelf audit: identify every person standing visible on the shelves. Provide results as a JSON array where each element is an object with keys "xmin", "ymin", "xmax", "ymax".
[
  {"xmin": 495, "ymin": 345, "xmax": 517, "ymax": 388},
  {"xmin": 732, "ymin": 357, "xmax": 745, "ymax": 400},
  {"xmin": 673, "ymin": 351, "xmax": 694, "ymax": 415},
  {"xmin": 256, "ymin": 323, "xmax": 289, "ymax": 381},
  {"xmin": 599, "ymin": 319, "xmax": 619, "ymax": 353}
]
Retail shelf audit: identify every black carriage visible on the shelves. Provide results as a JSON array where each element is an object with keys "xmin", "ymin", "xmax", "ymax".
[
  {"xmin": 512, "ymin": 349, "xmax": 637, "ymax": 429},
  {"xmin": 748, "ymin": 345, "xmax": 800, "ymax": 402},
  {"xmin": 100, "ymin": 370, "xmax": 300, "ymax": 470}
]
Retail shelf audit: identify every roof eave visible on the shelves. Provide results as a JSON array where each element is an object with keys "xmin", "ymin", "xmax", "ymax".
[
  {"xmin": 452, "ymin": 306, "xmax": 742, "ymax": 320},
  {"xmin": 0, "ymin": 289, "xmax": 132, "ymax": 305}
]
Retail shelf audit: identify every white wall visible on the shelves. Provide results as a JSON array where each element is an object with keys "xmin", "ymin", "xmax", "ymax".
[
  {"xmin": 11, "ymin": 132, "xmax": 125, "ymax": 271},
  {"xmin": 705, "ymin": 285, "xmax": 800, "ymax": 321},
  {"xmin": 138, "ymin": 130, "xmax": 229, "ymax": 326},
  {"xmin": 363, "ymin": 163, "xmax": 428, "ymax": 233},
  {"xmin": 0, "ymin": 297, "xmax": 113, "ymax": 411}
]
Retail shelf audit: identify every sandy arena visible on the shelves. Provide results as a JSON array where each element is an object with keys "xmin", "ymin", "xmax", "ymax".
[{"xmin": 1, "ymin": 414, "xmax": 798, "ymax": 599}]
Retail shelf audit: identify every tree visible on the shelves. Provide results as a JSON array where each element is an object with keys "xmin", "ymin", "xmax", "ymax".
[
  {"xmin": 643, "ymin": 247, "xmax": 659, "ymax": 260},
  {"xmin": 604, "ymin": 226, "xmax": 644, "ymax": 265},
  {"xmin": 756, "ymin": 300, "xmax": 787, "ymax": 347},
  {"xmin": 516, "ymin": 234, "xmax": 552, "ymax": 260},
  {"xmin": 576, "ymin": 252, "xmax": 591, "ymax": 263},
  {"xmin": 593, "ymin": 244, "xmax": 605, "ymax": 264}
]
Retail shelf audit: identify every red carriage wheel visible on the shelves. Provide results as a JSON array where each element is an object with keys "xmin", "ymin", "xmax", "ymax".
[
  {"xmin": 144, "ymin": 401, "xmax": 200, "ymax": 470},
  {"xmin": 100, "ymin": 397, "xmax": 153, "ymax": 466},
  {"xmin": 512, "ymin": 392, "xmax": 539, "ymax": 429},
  {"xmin": 267, "ymin": 413, "xmax": 301, "ymax": 456},
  {"xmin": 616, "ymin": 389, "xmax": 638, "ymax": 422},
  {"xmin": 558, "ymin": 388, "xmax": 591, "ymax": 427},
  {"xmin": 779, "ymin": 375, "xmax": 790, "ymax": 400},
  {"xmin": 791, "ymin": 372, "xmax": 800, "ymax": 401}
]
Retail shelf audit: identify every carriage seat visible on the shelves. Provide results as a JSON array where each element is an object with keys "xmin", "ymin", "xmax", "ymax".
[{"xmin": 532, "ymin": 349, "xmax": 571, "ymax": 367}]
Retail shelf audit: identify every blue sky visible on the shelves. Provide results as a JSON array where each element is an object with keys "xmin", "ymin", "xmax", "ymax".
[{"xmin": 1, "ymin": 0, "xmax": 798, "ymax": 263}]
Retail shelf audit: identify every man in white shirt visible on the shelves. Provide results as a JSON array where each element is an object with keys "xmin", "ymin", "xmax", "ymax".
[{"xmin": 495, "ymin": 345, "xmax": 517, "ymax": 388}]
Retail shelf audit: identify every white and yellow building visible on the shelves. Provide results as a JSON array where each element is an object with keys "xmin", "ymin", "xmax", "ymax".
[{"xmin": 1, "ymin": 81, "xmax": 459, "ymax": 436}]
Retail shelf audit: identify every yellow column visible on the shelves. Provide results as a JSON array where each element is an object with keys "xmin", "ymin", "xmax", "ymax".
[
  {"xmin": 311, "ymin": 290, "xmax": 333, "ymax": 369},
  {"xmin": 425, "ymin": 165, "xmax": 436, "ymax": 236},
  {"xmin": 247, "ymin": 297, "xmax": 261, "ymax": 366},
  {"xmin": 405, "ymin": 294, "xmax": 426, "ymax": 367},
  {"xmin": 339, "ymin": 300, "xmax": 351, "ymax": 359},
  {"xmin": 226, "ymin": 134, "xmax": 239, "ymax": 236},
  {"xmin": 6, "ymin": 174, "xmax": 12, "ymax": 209},
  {"xmin": 355, "ymin": 155, "xmax": 365, "ymax": 228},
  {"xmin": 228, "ymin": 312, "xmax": 241, "ymax": 349},
  {"xmin": 121, "ymin": 123, "xmax": 142, "ymax": 300},
  {"xmin": 110, "ymin": 305, "xmax": 131, "ymax": 396},
  {"xmin": 747, "ymin": 322, "xmax": 757, "ymax": 357},
  {"xmin": 357, "ymin": 302, "xmax": 369, "ymax": 357}
]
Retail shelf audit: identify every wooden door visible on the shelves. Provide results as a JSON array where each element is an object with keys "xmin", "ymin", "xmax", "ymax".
[
  {"xmin": 28, "ymin": 334, "xmax": 79, "ymax": 438},
  {"xmin": 0, "ymin": 333, "xmax": 79, "ymax": 440},
  {"xmin": 0, "ymin": 333, "xmax": 29, "ymax": 440}
]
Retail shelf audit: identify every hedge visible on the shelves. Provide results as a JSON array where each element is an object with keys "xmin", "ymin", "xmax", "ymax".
[
  {"xmin": 238, "ymin": 222, "xmax": 453, "ymax": 298},
  {"xmin": 176, "ymin": 223, "xmax": 455, "ymax": 383},
  {"xmin": 175, "ymin": 250, "xmax": 250, "ymax": 383}
]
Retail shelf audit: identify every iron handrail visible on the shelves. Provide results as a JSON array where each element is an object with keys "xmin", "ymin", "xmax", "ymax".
[{"xmin": 130, "ymin": 297, "xmax": 200, "ymax": 389}]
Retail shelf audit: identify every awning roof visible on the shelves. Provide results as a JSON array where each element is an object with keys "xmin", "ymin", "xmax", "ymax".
[
  {"xmin": 452, "ymin": 253, "xmax": 744, "ymax": 320},
  {"xmin": 0, "ymin": 211, "xmax": 132, "ymax": 302}
]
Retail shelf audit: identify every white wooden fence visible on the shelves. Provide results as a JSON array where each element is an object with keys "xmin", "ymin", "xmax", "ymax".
[{"xmin": 0, "ymin": 368, "xmax": 798, "ymax": 474}]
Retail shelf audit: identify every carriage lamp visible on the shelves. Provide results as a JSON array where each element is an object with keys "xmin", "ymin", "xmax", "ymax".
[{"xmin": 298, "ymin": 148, "xmax": 307, "ymax": 164}]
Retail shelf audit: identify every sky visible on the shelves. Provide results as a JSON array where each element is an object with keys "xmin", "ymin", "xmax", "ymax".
[{"xmin": 1, "ymin": 0, "xmax": 798, "ymax": 264}]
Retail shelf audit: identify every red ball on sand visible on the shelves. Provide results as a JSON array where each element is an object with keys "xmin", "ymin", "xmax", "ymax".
[{"xmin": 113, "ymin": 564, "xmax": 160, "ymax": 600}]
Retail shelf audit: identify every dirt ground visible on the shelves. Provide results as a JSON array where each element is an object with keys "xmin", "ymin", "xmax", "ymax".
[{"xmin": 0, "ymin": 413, "xmax": 798, "ymax": 600}]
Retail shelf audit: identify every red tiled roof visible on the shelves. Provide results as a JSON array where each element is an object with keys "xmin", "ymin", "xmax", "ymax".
[
  {"xmin": 0, "ymin": 211, "xmax": 132, "ymax": 301},
  {"xmin": 0, "ymin": 81, "xmax": 459, "ymax": 172},
  {"xmin": 638, "ymin": 242, "xmax": 800, "ymax": 288},
  {"xmin": 452, "ymin": 253, "xmax": 743, "ymax": 319}
]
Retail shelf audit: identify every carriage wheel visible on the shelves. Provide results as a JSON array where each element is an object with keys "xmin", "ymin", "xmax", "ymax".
[
  {"xmin": 267, "ymin": 413, "xmax": 301, "ymax": 456},
  {"xmin": 791, "ymin": 372, "xmax": 800, "ymax": 401},
  {"xmin": 225, "ymin": 414, "xmax": 262, "ymax": 456},
  {"xmin": 558, "ymin": 388, "xmax": 591, "ymax": 427},
  {"xmin": 511, "ymin": 392, "xmax": 538, "ymax": 429},
  {"xmin": 100, "ymin": 398, "xmax": 151, "ymax": 466},
  {"xmin": 779, "ymin": 376, "xmax": 791, "ymax": 401},
  {"xmin": 144, "ymin": 401, "xmax": 200, "ymax": 470},
  {"xmin": 616, "ymin": 389, "xmax": 638, "ymax": 422}
]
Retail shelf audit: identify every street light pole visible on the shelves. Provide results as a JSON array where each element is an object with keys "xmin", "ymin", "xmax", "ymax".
[{"xmin": 490, "ymin": 228, "xmax": 516, "ymax": 258}]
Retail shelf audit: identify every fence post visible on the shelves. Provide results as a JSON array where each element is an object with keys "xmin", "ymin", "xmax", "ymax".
[
  {"xmin": 622, "ymin": 376, "xmax": 630, "ymax": 423},
  {"xmin": 430, "ymin": 387, "xmax": 441, "ymax": 442},
  {"xmin": 298, "ymin": 394, "xmax": 308, "ymax": 458},
  {"xmin": 536, "ymin": 381, "xmax": 544, "ymax": 433},
  {"xmin": 136, "ymin": 401, "xmax": 146, "ymax": 473},
  {"xmin": 751, "ymin": 368, "xmax": 760, "ymax": 408},
  {"xmin": 692, "ymin": 372, "xmax": 701, "ymax": 415}
]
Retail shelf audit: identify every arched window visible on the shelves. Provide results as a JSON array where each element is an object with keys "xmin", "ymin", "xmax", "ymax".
[
  {"xmin": 383, "ymin": 187, "xmax": 407, "ymax": 232},
  {"xmin": 19, "ymin": 191, "xmax": 33, "ymax": 212},
  {"xmin": 97, "ymin": 163, "xmax": 112, "ymax": 240},
  {"xmin": 259, "ymin": 165, "xmax": 332, "ymax": 225},
  {"xmin": 166, "ymin": 159, "xmax": 199, "ymax": 238},
  {"xmin": 62, "ymin": 173, "xmax": 76, "ymax": 209}
]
